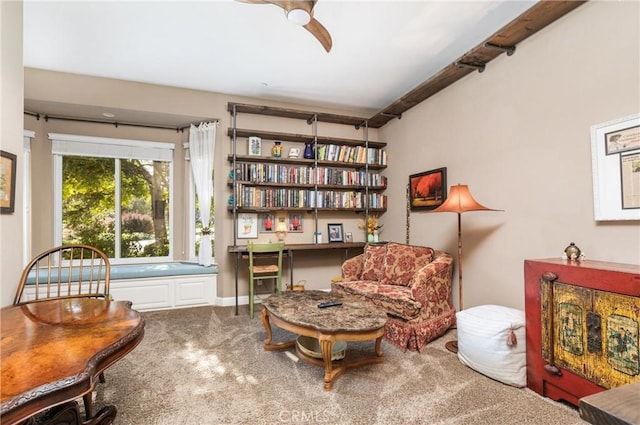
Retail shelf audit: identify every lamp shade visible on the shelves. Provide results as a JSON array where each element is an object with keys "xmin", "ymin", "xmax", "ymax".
[
  {"xmin": 433, "ymin": 184, "xmax": 499, "ymax": 214},
  {"xmin": 275, "ymin": 217, "xmax": 288, "ymax": 241}
]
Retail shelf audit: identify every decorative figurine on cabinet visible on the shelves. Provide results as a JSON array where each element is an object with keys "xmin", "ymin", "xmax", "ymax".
[{"xmin": 562, "ymin": 242, "xmax": 585, "ymax": 261}]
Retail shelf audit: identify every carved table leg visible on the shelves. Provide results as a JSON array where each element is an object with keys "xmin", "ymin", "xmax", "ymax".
[
  {"xmin": 82, "ymin": 393, "xmax": 93, "ymax": 420},
  {"xmin": 261, "ymin": 308, "xmax": 273, "ymax": 347},
  {"xmin": 320, "ymin": 335, "xmax": 346, "ymax": 391},
  {"xmin": 261, "ymin": 308, "xmax": 295, "ymax": 351}
]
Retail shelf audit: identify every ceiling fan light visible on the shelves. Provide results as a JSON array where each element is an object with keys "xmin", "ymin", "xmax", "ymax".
[{"xmin": 287, "ymin": 8, "xmax": 311, "ymax": 26}]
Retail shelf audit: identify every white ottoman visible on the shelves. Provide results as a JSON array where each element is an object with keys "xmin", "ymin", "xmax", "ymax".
[{"xmin": 456, "ymin": 304, "xmax": 526, "ymax": 387}]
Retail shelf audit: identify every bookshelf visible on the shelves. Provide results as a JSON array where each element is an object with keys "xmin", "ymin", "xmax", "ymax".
[
  {"xmin": 227, "ymin": 102, "xmax": 387, "ymax": 314},
  {"xmin": 227, "ymin": 102, "xmax": 387, "ymax": 240}
]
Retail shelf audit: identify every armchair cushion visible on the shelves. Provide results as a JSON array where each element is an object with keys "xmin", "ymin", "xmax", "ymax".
[
  {"xmin": 333, "ymin": 280, "xmax": 422, "ymax": 321},
  {"xmin": 380, "ymin": 243, "xmax": 434, "ymax": 286},
  {"xmin": 341, "ymin": 255, "xmax": 364, "ymax": 281},
  {"xmin": 361, "ymin": 244, "xmax": 387, "ymax": 281}
]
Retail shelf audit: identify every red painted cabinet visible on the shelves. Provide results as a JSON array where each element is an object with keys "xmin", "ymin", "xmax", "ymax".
[{"xmin": 524, "ymin": 259, "xmax": 640, "ymax": 406}]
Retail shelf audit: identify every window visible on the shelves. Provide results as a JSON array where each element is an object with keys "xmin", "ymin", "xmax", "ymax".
[{"xmin": 51, "ymin": 134, "xmax": 174, "ymax": 263}]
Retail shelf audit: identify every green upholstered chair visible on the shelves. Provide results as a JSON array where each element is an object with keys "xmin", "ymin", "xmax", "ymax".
[{"xmin": 247, "ymin": 242, "xmax": 284, "ymax": 319}]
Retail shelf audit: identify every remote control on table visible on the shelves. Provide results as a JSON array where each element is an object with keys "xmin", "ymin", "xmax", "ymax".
[{"xmin": 318, "ymin": 301, "xmax": 343, "ymax": 308}]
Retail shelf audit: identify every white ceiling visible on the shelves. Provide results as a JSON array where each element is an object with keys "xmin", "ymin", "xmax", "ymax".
[{"xmin": 23, "ymin": 0, "xmax": 536, "ymax": 119}]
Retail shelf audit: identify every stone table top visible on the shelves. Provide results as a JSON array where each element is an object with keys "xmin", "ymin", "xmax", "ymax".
[{"xmin": 262, "ymin": 290, "xmax": 387, "ymax": 333}]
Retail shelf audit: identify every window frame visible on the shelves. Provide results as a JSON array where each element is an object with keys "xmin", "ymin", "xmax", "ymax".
[
  {"xmin": 23, "ymin": 130, "xmax": 35, "ymax": 267},
  {"xmin": 50, "ymin": 133, "xmax": 175, "ymax": 264}
]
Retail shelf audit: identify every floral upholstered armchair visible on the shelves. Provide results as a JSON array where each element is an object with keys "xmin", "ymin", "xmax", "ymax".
[{"xmin": 331, "ymin": 242, "xmax": 455, "ymax": 352}]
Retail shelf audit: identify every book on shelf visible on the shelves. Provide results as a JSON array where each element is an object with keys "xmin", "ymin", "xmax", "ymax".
[{"xmin": 235, "ymin": 184, "xmax": 387, "ymax": 210}]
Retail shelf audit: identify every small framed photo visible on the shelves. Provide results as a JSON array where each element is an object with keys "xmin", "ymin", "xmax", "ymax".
[
  {"xmin": 288, "ymin": 213, "xmax": 303, "ymax": 232},
  {"xmin": 247, "ymin": 136, "xmax": 262, "ymax": 156},
  {"xmin": 260, "ymin": 213, "xmax": 275, "ymax": 233},
  {"xmin": 0, "ymin": 150, "xmax": 17, "ymax": 214},
  {"xmin": 237, "ymin": 213, "xmax": 258, "ymax": 239},
  {"xmin": 327, "ymin": 223, "xmax": 344, "ymax": 243},
  {"xmin": 409, "ymin": 167, "xmax": 447, "ymax": 211},
  {"xmin": 345, "ymin": 232, "xmax": 353, "ymax": 243}
]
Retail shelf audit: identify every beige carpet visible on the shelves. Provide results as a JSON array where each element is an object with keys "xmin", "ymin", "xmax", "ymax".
[{"xmin": 92, "ymin": 305, "xmax": 586, "ymax": 425}]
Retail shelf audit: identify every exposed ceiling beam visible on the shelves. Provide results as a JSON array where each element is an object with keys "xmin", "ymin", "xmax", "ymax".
[{"xmin": 367, "ymin": 0, "xmax": 587, "ymax": 129}]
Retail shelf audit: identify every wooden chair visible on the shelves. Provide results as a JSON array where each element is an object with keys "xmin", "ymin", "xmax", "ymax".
[
  {"xmin": 14, "ymin": 244, "xmax": 110, "ymax": 305},
  {"xmin": 14, "ymin": 244, "xmax": 111, "ymax": 421},
  {"xmin": 247, "ymin": 242, "xmax": 284, "ymax": 319}
]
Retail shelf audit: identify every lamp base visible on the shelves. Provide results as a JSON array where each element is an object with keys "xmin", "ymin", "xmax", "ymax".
[{"xmin": 445, "ymin": 340, "xmax": 458, "ymax": 354}]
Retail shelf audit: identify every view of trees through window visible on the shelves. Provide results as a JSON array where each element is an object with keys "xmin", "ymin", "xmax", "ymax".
[{"xmin": 62, "ymin": 156, "xmax": 170, "ymax": 259}]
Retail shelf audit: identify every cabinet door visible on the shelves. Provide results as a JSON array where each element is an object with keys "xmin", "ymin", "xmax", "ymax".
[
  {"xmin": 595, "ymin": 290, "xmax": 639, "ymax": 386},
  {"xmin": 543, "ymin": 281, "xmax": 640, "ymax": 388}
]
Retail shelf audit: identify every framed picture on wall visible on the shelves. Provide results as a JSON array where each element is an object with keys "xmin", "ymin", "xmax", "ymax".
[
  {"xmin": 260, "ymin": 213, "xmax": 275, "ymax": 233},
  {"xmin": 288, "ymin": 213, "xmax": 303, "ymax": 232},
  {"xmin": 409, "ymin": 167, "xmax": 447, "ymax": 211},
  {"xmin": 0, "ymin": 150, "xmax": 17, "ymax": 214},
  {"xmin": 237, "ymin": 213, "xmax": 258, "ymax": 238},
  {"xmin": 621, "ymin": 152, "xmax": 640, "ymax": 210},
  {"xmin": 591, "ymin": 113, "xmax": 640, "ymax": 221}
]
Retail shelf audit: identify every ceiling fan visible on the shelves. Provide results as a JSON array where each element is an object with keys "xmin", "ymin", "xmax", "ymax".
[{"xmin": 238, "ymin": 0, "xmax": 332, "ymax": 52}]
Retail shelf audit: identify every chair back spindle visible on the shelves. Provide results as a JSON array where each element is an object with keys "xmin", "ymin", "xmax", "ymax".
[{"xmin": 14, "ymin": 244, "xmax": 111, "ymax": 305}]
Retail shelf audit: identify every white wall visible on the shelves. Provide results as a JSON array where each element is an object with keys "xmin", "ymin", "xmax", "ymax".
[
  {"xmin": 381, "ymin": 1, "xmax": 640, "ymax": 310},
  {"xmin": 0, "ymin": 1, "xmax": 24, "ymax": 307}
]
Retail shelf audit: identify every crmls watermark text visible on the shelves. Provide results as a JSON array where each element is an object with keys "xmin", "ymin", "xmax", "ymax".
[{"xmin": 277, "ymin": 410, "xmax": 333, "ymax": 423}]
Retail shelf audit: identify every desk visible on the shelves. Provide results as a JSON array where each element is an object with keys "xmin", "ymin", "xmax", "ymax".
[
  {"xmin": 228, "ymin": 242, "xmax": 365, "ymax": 315},
  {"xmin": 1, "ymin": 298, "xmax": 145, "ymax": 425}
]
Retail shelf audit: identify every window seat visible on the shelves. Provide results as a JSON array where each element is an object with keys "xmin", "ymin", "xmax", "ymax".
[
  {"xmin": 110, "ymin": 262, "xmax": 218, "ymax": 280},
  {"xmin": 24, "ymin": 262, "xmax": 218, "ymax": 312},
  {"xmin": 25, "ymin": 261, "xmax": 218, "ymax": 284}
]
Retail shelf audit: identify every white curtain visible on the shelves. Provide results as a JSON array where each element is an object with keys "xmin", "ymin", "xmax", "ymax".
[{"xmin": 189, "ymin": 122, "xmax": 217, "ymax": 266}]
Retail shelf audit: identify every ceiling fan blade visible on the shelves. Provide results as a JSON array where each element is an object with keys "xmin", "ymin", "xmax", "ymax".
[
  {"xmin": 238, "ymin": 0, "xmax": 331, "ymax": 52},
  {"xmin": 304, "ymin": 18, "xmax": 332, "ymax": 52}
]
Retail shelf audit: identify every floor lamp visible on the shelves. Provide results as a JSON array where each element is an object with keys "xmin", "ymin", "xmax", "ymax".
[{"xmin": 433, "ymin": 184, "xmax": 501, "ymax": 353}]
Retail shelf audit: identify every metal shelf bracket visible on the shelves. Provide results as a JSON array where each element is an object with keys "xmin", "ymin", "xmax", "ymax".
[
  {"xmin": 454, "ymin": 61, "xmax": 486, "ymax": 73},
  {"xmin": 484, "ymin": 42, "xmax": 516, "ymax": 56}
]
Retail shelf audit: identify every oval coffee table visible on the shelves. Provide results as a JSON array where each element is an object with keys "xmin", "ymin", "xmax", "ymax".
[{"xmin": 261, "ymin": 290, "xmax": 388, "ymax": 390}]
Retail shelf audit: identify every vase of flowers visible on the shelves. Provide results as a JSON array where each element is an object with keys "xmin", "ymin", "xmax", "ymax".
[{"xmin": 360, "ymin": 214, "xmax": 383, "ymax": 243}]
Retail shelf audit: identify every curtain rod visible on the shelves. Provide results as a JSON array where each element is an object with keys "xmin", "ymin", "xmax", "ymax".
[{"xmin": 24, "ymin": 111, "xmax": 218, "ymax": 133}]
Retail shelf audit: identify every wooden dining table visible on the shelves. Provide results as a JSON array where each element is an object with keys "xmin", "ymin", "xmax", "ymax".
[{"xmin": 0, "ymin": 297, "xmax": 145, "ymax": 425}]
